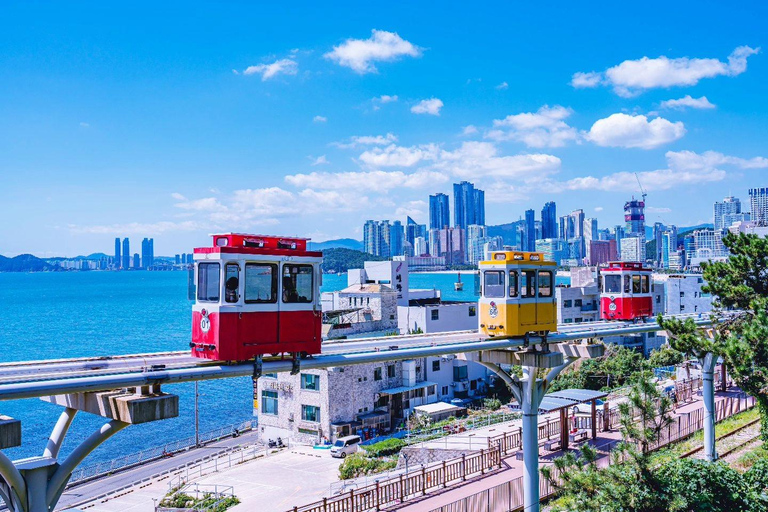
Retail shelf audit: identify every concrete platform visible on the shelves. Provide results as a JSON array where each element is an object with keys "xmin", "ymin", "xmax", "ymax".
[
  {"xmin": 41, "ymin": 390, "xmax": 179, "ymax": 424},
  {"xmin": 0, "ymin": 415, "xmax": 21, "ymax": 449}
]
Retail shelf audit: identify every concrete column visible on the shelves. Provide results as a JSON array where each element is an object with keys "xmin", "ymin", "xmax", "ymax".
[
  {"xmin": 700, "ymin": 352, "xmax": 717, "ymax": 462},
  {"xmin": 43, "ymin": 408, "xmax": 76, "ymax": 459},
  {"xmin": 520, "ymin": 367, "xmax": 540, "ymax": 510}
]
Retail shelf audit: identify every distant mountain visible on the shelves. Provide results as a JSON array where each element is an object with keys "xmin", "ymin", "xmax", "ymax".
[
  {"xmin": 320, "ymin": 248, "xmax": 386, "ymax": 274},
  {"xmin": 0, "ymin": 254, "xmax": 58, "ymax": 272},
  {"xmin": 84, "ymin": 252, "xmax": 110, "ymax": 260},
  {"xmin": 308, "ymin": 238, "xmax": 363, "ymax": 251},
  {"xmin": 644, "ymin": 223, "xmax": 713, "ymax": 239}
]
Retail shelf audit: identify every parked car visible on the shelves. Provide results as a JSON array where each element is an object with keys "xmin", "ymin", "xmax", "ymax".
[
  {"xmin": 571, "ymin": 399, "xmax": 605, "ymax": 415},
  {"xmin": 330, "ymin": 435, "xmax": 361, "ymax": 458}
]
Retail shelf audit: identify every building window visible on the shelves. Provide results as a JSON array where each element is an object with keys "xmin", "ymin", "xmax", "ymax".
[
  {"xmin": 574, "ymin": 299, "xmax": 583, "ymax": 307},
  {"xmin": 442, "ymin": 386, "xmax": 449, "ymax": 396},
  {"xmin": 680, "ymin": 291, "xmax": 685, "ymax": 297},
  {"xmin": 301, "ymin": 373, "xmax": 320, "ymax": 391},
  {"xmin": 680, "ymin": 305, "xmax": 685, "ymax": 311},
  {"xmin": 564, "ymin": 318, "xmax": 573, "ymax": 324},
  {"xmin": 387, "ymin": 365, "xmax": 396, "ymax": 378},
  {"xmin": 301, "ymin": 405, "xmax": 320, "ymax": 423},
  {"xmin": 453, "ymin": 365, "xmax": 468, "ymax": 380},
  {"xmin": 470, "ymin": 380, "xmax": 477, "ymax": 390},
  {"xmin": 431, "ymin": 309, "xmax": 439, "ymax": 321},
  {"xmin": 390, "ymin": 314, "xmax": 395, "ymax": 320},
  {"xmin": 575, "ymin": 318, "xmax": 583, "ymax": 323},
  {"xmin": 245, "ymin": 263, "xmax": 277, "ymax": 303},
  {"xmin": 432, "ymin": 360, "xmax": 440, "ymax": 372},
  {"xmin": 264, "ymin": 373, "xmax": 277, "ymax": 379},
  {"xmin": 261, "ymin": 390, "xmax": 278, "ymax": 415},
  {"xmin": 563, "ymin": 299, "xmax": 572, "ymax": 308},
  {"xmin": 468, "ymin": 306, "xmax": 477, "ymax": 317},
  {"xmin": 282, "ymin": 264, "xmax": 313, "ymax": 303},
  {"xmin": 374, "ymin": 368, "xmax": 382, "ymax": 381},
  {"xmin": 656, "ymin": 295, "xmax": 661, "ymax": 304},
  {"xmin": 428, "ymin": 385, "xmax": 436, "ymax": 395},
  {"xmin": 197, "ymin": 262, "xmax": 220, "ymax": 302}
]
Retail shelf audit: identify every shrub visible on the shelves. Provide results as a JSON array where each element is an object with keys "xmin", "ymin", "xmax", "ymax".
[
  {"xmin": 484, "ymin": 398, "xmax": 502, "ymax": 411},
  {"xmin": 363, "ymin": 438, "xmax": 406, "ymax": 457},
  {"xmin": 657, "ymin": 458, "xmax": 752, "ymax": 512},
  {"xmin": 338, "ymin": 453, "xmax": 397, "ymax": 480}
]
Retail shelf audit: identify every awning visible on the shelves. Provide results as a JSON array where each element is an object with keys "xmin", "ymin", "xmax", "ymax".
[
  {"xmin": 380, "ymin": 381, "xmax": 438, "ymax": 395},
  {"xmin": 536, "ymin": 388, "xmax": 609, "ymax": 413}
]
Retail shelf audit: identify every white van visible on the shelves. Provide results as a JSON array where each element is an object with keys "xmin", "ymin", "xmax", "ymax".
[{"xmin": 330, "ymin": 435, "xmax": 361, "ymax": 458}]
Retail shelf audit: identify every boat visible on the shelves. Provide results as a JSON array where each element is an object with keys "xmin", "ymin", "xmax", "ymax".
[{"xmin": 454, "ymin": 272, "xmax": 464, "ymax": 291}]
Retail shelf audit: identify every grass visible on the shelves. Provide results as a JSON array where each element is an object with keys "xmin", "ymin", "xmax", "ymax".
[{"xmin": 734, "ymin": 443, "xmax": 767, "ymax": 472}]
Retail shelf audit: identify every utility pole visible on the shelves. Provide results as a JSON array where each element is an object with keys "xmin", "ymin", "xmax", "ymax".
[{"xmin": 195, "ymin": 381, "xmax": 200, "ymax": 447}]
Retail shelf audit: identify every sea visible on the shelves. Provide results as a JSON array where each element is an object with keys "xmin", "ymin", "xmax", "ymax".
[{"xmin": 0, "ymin": 270, "xmax": 567, "ymax": 466}]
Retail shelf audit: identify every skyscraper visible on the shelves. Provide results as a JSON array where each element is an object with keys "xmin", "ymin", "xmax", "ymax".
[
  {"xmin": 429, "ymin": 193, "xmax": 450, "ymax": 230},
  {"xmin": 122, "ymin": 238, "xmax": 130, "ymax": 269},
  {"xmin": 541, "ymin": 202, "xmax": 557, "ymax": 239},
  {"xmin": 453, "ymin": 181, "xmax": 485, "ymax": 230},
  {"xmin": 750, "ymin": 188, "xmax": 768, "ymax": 226},
  {"xmin": 114, "ymin": 237, "xmax": 121, "ymax": 269},
  {"xmin": 466, "ymin": 224, "xmax": 488, "ymax": 264},
  {"xmin": 405, "ymin": 216, "xmax": 427, "ymax": 247},
  {"xmin": 714, "ymin": 196, "xmax": 742, "ymax": 231},
  {"xmin": 141, "ymin": 238, "xmax": 155, "ymax": 269},
  {"xmin": 363, "ymin": 220, "xmax": 402, "ymax": 258},
  {"xmin": 624, "ymin": 198, "xmax": 645, "ymax": 235},
  {"xmin": 391, "ymin": 220, "xmax": 404, "ymax": 257},
  {"xmin": 524, "ymin": 209, "xmax": 535, "ymax": 251}
]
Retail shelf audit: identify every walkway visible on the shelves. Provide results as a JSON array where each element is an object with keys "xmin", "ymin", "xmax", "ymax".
[{"xmin": 395, "ymin": 388, "xmax": 748, "ymax": 511}]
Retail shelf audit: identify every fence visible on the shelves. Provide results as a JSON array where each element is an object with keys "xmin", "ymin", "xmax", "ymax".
[
  {"xmin": 291, "ymin": 448, "xmax": 501, "ymax": 512},
  {"xmin": 69, "ymin": 420, "xmax": 254, "ymax": 485},
  {"xmin": 430, "ymin": 394, "xmax": 757, "ymax": 512}
]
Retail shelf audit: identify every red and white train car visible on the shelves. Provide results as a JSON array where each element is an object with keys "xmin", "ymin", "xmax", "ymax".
[
  {"xmin": 191, "ymin": 234, "xmax": 322, "ymax": 361},
  {"xmin": 599, "ymin": 261, "xmax": 653, "ymax": 321}
]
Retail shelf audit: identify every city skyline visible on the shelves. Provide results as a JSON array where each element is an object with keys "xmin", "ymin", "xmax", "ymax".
[{"xmin": 1, "ymin": 3, "xmax": 767, "ymax": 256}]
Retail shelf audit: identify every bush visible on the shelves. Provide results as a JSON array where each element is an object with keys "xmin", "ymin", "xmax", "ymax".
[
  {"xmin": 745, "ymin": 457, "xmax": 768, "ymax": 494},
  {"xmin": 657, "ymin": 458, "xmax": 753, "ymax": 512},
  {"xmin": 338, "ymin": 453, "xmax": 397, "ymax": 480},
  {"xmin": 483, "ymin": 398, "xmax": 502, "ymax": 411},
  {"xmin": 363, "ymin": 438, "xmax": 406, "ymax": 457}
]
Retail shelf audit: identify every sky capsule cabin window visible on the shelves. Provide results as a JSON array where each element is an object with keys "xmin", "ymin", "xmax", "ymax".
[
  {"xmin": 197, "ymin": 262, "xmax": 220, "ymax": 302},
  {"xmin": 484, "ymin": 271, "xmax": 505, "ymax": 298}
]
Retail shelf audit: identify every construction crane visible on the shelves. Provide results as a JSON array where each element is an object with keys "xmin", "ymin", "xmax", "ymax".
[{"xmin": 635, "ymin": 172, "xmax": 647, "ymax": 203}]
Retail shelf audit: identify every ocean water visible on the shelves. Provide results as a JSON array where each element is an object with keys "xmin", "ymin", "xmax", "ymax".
[{"xmin": 0, "ymin": 270, "xmax": 565, "ymax": 466}]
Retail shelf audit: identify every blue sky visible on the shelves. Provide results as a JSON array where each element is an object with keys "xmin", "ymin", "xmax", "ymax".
[{"xmin": 1, "ymin": 1, "xmax": 767, "ymax": 256}]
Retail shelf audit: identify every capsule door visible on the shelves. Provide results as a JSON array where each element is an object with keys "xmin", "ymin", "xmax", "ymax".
[
  {"xmin": 278, "ymin": 262, "xmax": 318, "ymax": 346},
  {"xmin": 239, "ymin": 261, "xmax": 279, "ymax": 352},
  {"xmin": 518, "ymin": 267, "xmax": 538, "ymax": 327}
]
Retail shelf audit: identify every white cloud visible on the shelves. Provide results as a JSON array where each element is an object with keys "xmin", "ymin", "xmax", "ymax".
[
  {"xmin": 646, "ymin": 206, "xmax": 672, "ymax": 213},
  {"xmin": 570, "ymin": 71, "xmax": 603, "ymax": 88},
  {"xmin": 660, "ymin": 95, "xmax": 716, "ymax": 110},
  {"xmin": 572, "ymin": 46, "xmax": 760, "ymax": 96},
  {"xmin": 298, "ymin": 189, "xmax": 366, "ymax": 212},
  {"xmin": 376, "ymin": 95, "xmax": 399, "ymax": 103},
  {"xmin": 411, "ymin": 98, "xmax": 443, "ymax": 116},
  {"xmin": 242, "ymin": 58, "xmax": 298, "ymax": 81},
  {"xmin": 594, "ymin": 207, "xmax": 604, "ymax": 212},
  {"xmin": 313, "ymin": 115, "xmax": 327, "ymax": 123},
  {"xmin": 462, "ymin": 125, "xmax": 479, "ymax": 136},
  {"xmin": 79, "ymin": 122, "xmax": 90, "ymax": 128},
  {"xmin": 395, "ymin": 200, "xmax": 427, "ymax": 219},
  {"xmin": 310, "ymin": 155, "xmax": 329, "ymax": 166},
  {"xmin": 332, "ymin": 133, "xmax": 398, "ymax": 149},
  {"xmin": 435, "ymin": 141, "xmax": 561, "ymax": 180},
  {"xmin": 359, "ymin": 143, "xmax": 439, "ymax": 167},
  {"xmin": 173, "ymin": 197, "xmax": 224, "ymax": 211},
  {"xmin": 553, "ymin": 149, "xmax": 766, "ymax": 194},
  {"xmin": 665, "ymin": 150, "xmax": 768, "ymax": 170},
  {"xmin": 324, "ymin": 30, "xmax": 422, "ymax": 74},
  {"xmin": 487, "ymin": 105, "xmax": 580, "ymax": 148},
  {"xmin": 171, "ymin": 192, "xmax": 187, "ymax": 201},
  {"xmin": 495, "ymin": 81, "xmax": 509, "ymax": 90},
  {"xmin": 285, "ymin": 169, "xmax": 448, "ymax": 192},
  {"xmin": 585, "ymin": 113, "xmax": 685, "ymax": 149},
  {"xmin": 69, "ymin": 221, "xmax": 210, "ymax": 235}
]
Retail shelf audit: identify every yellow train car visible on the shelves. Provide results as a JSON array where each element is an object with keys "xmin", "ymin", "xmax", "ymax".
[{"xmin": 478, "ymin": 251, "xmax": 557, "ymax": 338}]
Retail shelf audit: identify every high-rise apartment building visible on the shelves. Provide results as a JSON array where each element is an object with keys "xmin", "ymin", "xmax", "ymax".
[
  {"xmin": 541, "ymin": 202, "xmax": 557, "ymax": 240},
  {"xmin": 693, "ymin": 228, "xmax": 727, "ymax": 259},
  {"xmin": 466, "ymin": 224, "xmax": 488, "ymax": 265},
  {"xmin": 588, "ymin": 240, "xmax": 617, "ymax": 266},
  {"xmin": 614, "ymin": 225, "xmax": 625, "ymax": 256},
  {"xmin": 132, "ymin": 253, "xmax": 140, "ymax": 269},
  {"xmin": 714, "ymin": 196, "xmax": 742, "ymax": 231},
  {"xmin": 364, "ymin": 220, "xmax": 391, "ymax": 258},
  {"xmin": 750, "ymin": 188, "xmax": 768, "ymax": 226},
  {"xmin": 391, "ymin": 221, "xmax": 404, "ymax": 257},
  {"xmin": 624, "ymin": 198, "xmax": 645, "ymax": 235},
  {"xmin": 535, "ymin": 238, "xmax": 567, "ymax": 265},
  {"xmin": 453, "ymin": 181, "xmax": 485, "ymax": 230},
  {"xmin": 620, "ymin": 235, "xmax": 645, "ymax": 263},
  {"xmin": 405, "ymin": 217, "xmax": 427, "ymax": 248},
  {"xmin": 524, "ymin": 209, "xmax": 535, "ymax": 251},
  {"xmin": 122, "ymin": 238, "xmax": 130, "ymax": 269},
  {"xmin": 141, "ymin": 238, "xmax": 154, "ymax": 269},
  {"xmin": 429, "ymin": 194, "xmax": 450, "ymax": 230},
  {"xmin": 433, "ymin": 227, "xmax": 466, "ymax": 265},
  {"xmin": 114, "ymin": 237, "xmax": 122, "ymax": 269}
]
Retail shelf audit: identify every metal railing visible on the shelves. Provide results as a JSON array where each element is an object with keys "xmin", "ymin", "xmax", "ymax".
[
  {"xmin": 69, "ymin": 420, "xmax": 254, "ymax": 485},
  {"xmin": 430, "ymin": 394, "xmax": 757, "ymax": 512},
  {"xmin": 290, "ymin": 448, "xmax": 501, "ymax": 512}
]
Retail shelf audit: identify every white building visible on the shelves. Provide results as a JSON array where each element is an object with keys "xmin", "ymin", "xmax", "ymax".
[{"xmin": 620, "ymin": 235, "xmax": 645, "ymax": 262}]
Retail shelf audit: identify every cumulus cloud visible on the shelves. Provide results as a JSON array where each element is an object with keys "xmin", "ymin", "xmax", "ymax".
[
  {"xmin": 324, "ymin": 30, "xmax": 422, "ymax": 73},
  {"xmin": 572, "ymin": 46, "xmax": 760, "ymax": 96},
  {"xmin": 585, "ymin": 113, "xmax": 686, "ymax": 149},
  {"xmin": 462, "ymin": 125, "xmax": 479, "ymax": 136},
  {"xmin": 285, "ymin": 169, "xmax": 448, "ymax": 192},
  {"xmin": 313, "ymin": 115, "xmax": 327, "ymax": 123},
  {"xmin": 495, "ymin": 81, "xmax": 509, "ymax": 90},
  {"xmin": 411, "ymin": 98, "xmax": 443, "ymax": 116},
  {"xmin": 173, "ymin": 196, "xmax": 224, "ymax": 211},
  {"xmin": 487, "ymin": 105, "xmax": 580, "ymax": 148},
  {"xmin": 242, "ymin": 58, "xmax": 298, "ymax": 81},
  {"xmin": 69, "ymin": 221, "xmax": 211, "ymax": 235},
  {"xmin": 660, "ymin": 95, "xmax": 716, "ymax": 110},
  {"xmin": 553, "ymin": 149, "xmax": 766, "ymax": 194},
  {"xmin": 376, "ymin": 95, "xmax": 398, "ymax": 103},
  {"xmin": 395, "ymin": 200, "xmax": 427, "ymax": 219},
  {"xmin": 434, "ymin": 141, "xmax": 561, "ymax": 180},
  {"xmin": 359, "ymin": 143, "xmax": 440, "ymax": 167}
]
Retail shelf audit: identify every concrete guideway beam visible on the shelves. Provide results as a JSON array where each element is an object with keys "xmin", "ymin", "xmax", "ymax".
[
  {"xmin": 0, "ymin": 389, "xmax": 177, "ymax": 511},
  {"xmin": 40, "ymin": 387, "xmax": 179, "ymax": 424}
]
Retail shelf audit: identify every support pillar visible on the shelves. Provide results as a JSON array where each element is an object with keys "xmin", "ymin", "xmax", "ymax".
[{"xmin": 700, "ymin": 352, "xmax": 717, "ymax": 462}]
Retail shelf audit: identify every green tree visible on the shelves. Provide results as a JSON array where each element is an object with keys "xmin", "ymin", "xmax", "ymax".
[
  {"xmin": 701, "ymin": 233, "xmax": 768, "ymax": 441},
  {"xmin": 648, "ymin": 344, "xmax": 685, "ymax": 368}
]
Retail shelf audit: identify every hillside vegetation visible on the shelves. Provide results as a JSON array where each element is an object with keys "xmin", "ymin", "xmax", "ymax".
[{"xmin": 320, "ymin": 248, "xmax": 386, "ymax": 274}]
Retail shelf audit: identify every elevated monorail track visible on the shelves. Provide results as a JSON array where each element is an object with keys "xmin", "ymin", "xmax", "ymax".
[{"xmin": 0, "ymin": 314, "xmax": 714, "ymax": 401}]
